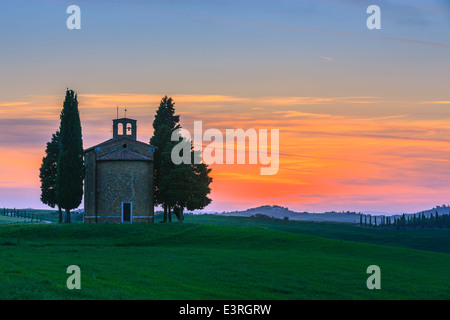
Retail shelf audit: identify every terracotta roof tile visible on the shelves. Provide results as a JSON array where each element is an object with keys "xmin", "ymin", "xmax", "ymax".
[{"xmin": 97, "ymin": 149, "xmax": 152, "ymax": 161}]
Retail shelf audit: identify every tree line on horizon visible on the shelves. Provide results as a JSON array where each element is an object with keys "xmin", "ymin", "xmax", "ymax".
[
  {"xmin": 1, "ymin": 208, "xmax": 46, "ymax": 223},
  {"xmin": 39, "ymin": 90, "xmax": 212, "ymax": 223},
  {"xmin": 359, "ymin": 212, "xmax": 450, "ymax": 229}
]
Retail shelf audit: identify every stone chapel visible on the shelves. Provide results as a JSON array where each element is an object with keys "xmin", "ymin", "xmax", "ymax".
[{"xmin": 84, "ymin": 118, "xmax": 156, "ymax": 223}]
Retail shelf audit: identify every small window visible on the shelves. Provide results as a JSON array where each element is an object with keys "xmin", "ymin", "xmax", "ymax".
[{"xmin": 117, "ymin": 123, "xmax": 124, "ymax": 135}]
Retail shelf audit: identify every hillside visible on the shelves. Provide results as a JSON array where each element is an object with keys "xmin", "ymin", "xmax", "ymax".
[
  {"xmin": 413, "ymin": 205, "xmax": 450, "ymax": 217},
  {"xmin": 221, "ymin": 205, "xmax": 361, "ymax": 223},
  {"xmin": 219, "ymin": 205, "xmax": 450, "ymax": 223},
  {"xmin": 183, "ymin": 214, "xmax": 450, "ymax": 254},
  {"xmin": 0, "ymin": 222, "xmax": 448, "ymax": 299}
]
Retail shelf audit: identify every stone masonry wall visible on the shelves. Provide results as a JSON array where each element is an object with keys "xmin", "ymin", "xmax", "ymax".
[{"xmin": 93, "ymin": 160, "xmax": 154, "ymax": 223}]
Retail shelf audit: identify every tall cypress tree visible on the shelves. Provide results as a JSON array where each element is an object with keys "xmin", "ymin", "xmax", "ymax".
[
  {"xmin": 150, "ymin": 96, "xmax": 181, "ymax": 222},
  {"xmin": 150, "ymin": 97, "xmax": 213, "ymax": 222},
  {"xmin": 55, "ymin": 89, "xmax": 84, "ymax": 223},
  {"xmin": 39, "ymin": 131, "xmax": 63, "ymax": 223}
]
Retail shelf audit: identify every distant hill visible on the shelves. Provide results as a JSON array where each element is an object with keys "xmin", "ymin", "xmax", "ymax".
[
  {"xmin": 386, "ymin": 205, "xmax": 450, "ymax": 220},
  {"xmin": 221, "ymin": 205, "xmax": 362, "ymax": 223},
  {"xmin": 219, "ymin": 204, "xmax": 450, "ymax": 223},
  {"xmin": 414, "ymin": 205, "xmax": 450, "ymax": 217}
]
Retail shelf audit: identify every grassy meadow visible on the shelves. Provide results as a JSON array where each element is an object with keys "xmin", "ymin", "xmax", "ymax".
[
  {"xmin": 0, "ymin": 216, "xmax": 28, "ymax": 225},
  {"xmin": 0, "ymin": 209, "xmax": 84, "ymax": 224},
  {"xmin": 0, "ymin": 214, "xmax": 448, "ymax": 299}
]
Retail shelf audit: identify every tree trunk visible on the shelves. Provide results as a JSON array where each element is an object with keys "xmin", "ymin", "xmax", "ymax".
[
  {"xmin": 179, "ymin": 207, "xmax": 184, "ymax": 223},
  {"xmin": 168, "ymin": 206, "xmax": 172, "ymax": 222},
  {"xmin": 163, "ymin": 205, "xmax": 167, "ymax": 222},
  {"xmin": 65, "ymin": 208, "xmax": 71, "ymax": 223},
  {"xmin": 58, "ymin": 206, "xmax": 63, "ymax": 224},
  {"xmin": 173, "ymin": 206, "xmax": 182, "ymax": 222}
]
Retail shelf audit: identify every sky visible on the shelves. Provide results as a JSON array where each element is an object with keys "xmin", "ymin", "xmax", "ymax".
[{"xmin": 0, "ymin": 0, "xmax": 449, "ymax": 213}]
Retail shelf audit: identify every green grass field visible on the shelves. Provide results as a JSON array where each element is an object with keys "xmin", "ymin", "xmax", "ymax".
[
  {"xmin": 184, "ymin": 214, "xmax": 450, "ymax": 253},
  {"xmin": 0, "ymin": 216, "xmax": 28, "ymax": 224},
  {"xmin": 0, "ymin": 216, "xmax": 448, "ymax": 299},
  {"xmin": 0, "ymin": 209, "xmax": 83, "ymax": 223}
]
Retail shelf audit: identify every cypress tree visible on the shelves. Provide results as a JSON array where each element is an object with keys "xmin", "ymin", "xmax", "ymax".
[
  {"xmin": 150, "ymin": 96, "xmax": 213, "ymax": 222},
  {"xmin": 55, "ymin": 89, "xmax": 84, "ymax": 223},
  {"xmin": 185, "ymin": 151, "xmax": 213, "ymax": 214},
  {"xmin": 159, "ymin": 137, "xmax": 213, "ymax": 223},
  {"xmin": 39, "ymin": 131, "xmax": 63, "ymax": 223},
  {"xmin": 158, "ymin": 139, "xmax": 182, "ymax": 222},
  {"xmin": 150, "ymin": 96, "xmax": 180, "ymax": 222}
]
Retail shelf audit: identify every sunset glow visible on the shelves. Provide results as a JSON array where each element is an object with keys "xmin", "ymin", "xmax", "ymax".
[
  {"xmin": 1, "ymin": 92, "xmax": 450, "ymax": 213},
  {"xmin": 0, "ymin": 0, "xmax": 449, "ymax": 213}
]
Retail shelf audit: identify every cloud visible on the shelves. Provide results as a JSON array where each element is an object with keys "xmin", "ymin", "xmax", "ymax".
[
  {"xmin": 273, "ymin": 111, "xmax": 334, "ymax": 118},
  {"xmin": 0, "ymin": 118, "xmax": 60, "ymax": 149},
  {"xmin": 0, "ymin": 101, "xmax": 31, "ymax": 107},
  {"xmin": 257, "ymin": 96, "xmax": 379, "ymax": 106},
  {"xmin": 320, "ymin": 56, "xmax": 334, "ymax": 62},
  {"xmin": 3, "ymin": 92, "xmax": 450, "ymax": 212},
  {"xmin": 96, "ymin": 3, "xmax": 450, "ymax": 49},
  {"xmin": 420, "ymin": 101, "xmax": 450, "ymax": 104}
]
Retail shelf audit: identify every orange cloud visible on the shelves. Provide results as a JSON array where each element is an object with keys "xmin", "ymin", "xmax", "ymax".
[
  {"xmin": 2, "ymin": 93, "xmax": 450, "ymax": 212},
  {"xmin": 421, "ymin": 101, "xmax": 450, "ymax": 104}
]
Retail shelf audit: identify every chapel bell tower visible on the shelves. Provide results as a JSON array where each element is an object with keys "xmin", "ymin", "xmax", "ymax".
[{"xmin": 113, "ymin": 118, "xmax": 137, "ymax": 140}]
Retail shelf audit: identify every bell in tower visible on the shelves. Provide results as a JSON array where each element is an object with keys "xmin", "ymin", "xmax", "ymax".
[{"xmin": 113, "ymin": 118, "xmax": 137, "ymax": 140}]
